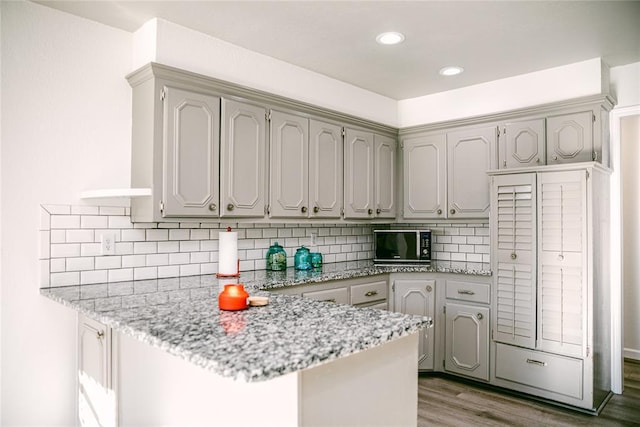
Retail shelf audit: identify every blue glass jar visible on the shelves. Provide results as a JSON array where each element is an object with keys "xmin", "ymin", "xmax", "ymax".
[
  {"xmin": 310, "ymin": 252, "xmax": 323, "ymax": 269},
  {"xmin": 294, "ymin": 246, "xmax": 312, "ymax": 270},
  {"xmin": 265, "ymin": 242, "xmax": 287, "ymax": 271}
]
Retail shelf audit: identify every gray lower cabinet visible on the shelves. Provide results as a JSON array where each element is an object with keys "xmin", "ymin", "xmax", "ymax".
[
  {"xmin": 78, "ymin": 314, "xmax": 117, "ymax": 427},
  {"xmin": 220, "ymin": 99, "xmax": 267, "ymax": 217},
  {"xmin": 392, "ymin": 278, "xmax": 436, "ymax": 371}
]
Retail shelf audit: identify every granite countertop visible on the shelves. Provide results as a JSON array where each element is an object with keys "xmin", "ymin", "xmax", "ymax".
[{"xmin": 41, "ymin": 260, "xmax": 489, "ymax": 383}]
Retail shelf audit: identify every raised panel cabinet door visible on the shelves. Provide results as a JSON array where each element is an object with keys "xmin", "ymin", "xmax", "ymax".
[
  {"xmin": 537, "ymin": 170, "xmax": 588, "ymax": 358},
  {"xmin": 393, "ymin": 279, "xmax": 436, "ymax": 370},
  {"xmin": 269, "ymin": 110, "xmax": 309, "ymax": 218},
  {"xmin": 374, "ymin": 134, "xmax": 397, "ymax": 219},
  {"xmin": 546, "ymin": 111, "xmax": 594, "ymax": 164},
  {"xmin": 220, "ymin": 99, "xmax": 267, "ymax": 217},
  {"xmin": 309, "ymin": 119, "xmax": 343, "ymax": 218},
  {"xmin": 445, "ymin": 303, "xmax": 490, "ymax": 381},
  {"xmin": 491, "ymin": 173, "xmax": 537, "ymax": 349},
  {"xmin": 162, "ymin": 86, "xmax": 221, "ymax": 217},
  {"xmin": 447, "ymin": 126, "xmax": 497, "ymax": 218},
  {"xmin": 502, "ymin": 119, "xmax": 545, "ymax": 169},
  {"xmin": 344, "ymin": 128, "xmax": 374, "ymax": 219},
  {"xmin": 402, "ymin": 134, "xmax": 447, "ymax": 219},
  {"xmin": 78, "ymin": 315, "xmax": 116, "ymax": 427}
]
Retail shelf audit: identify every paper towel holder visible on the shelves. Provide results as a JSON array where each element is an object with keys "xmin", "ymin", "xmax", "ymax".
[{"xmin": 217, "ymin": 227, "xmax": 241, "ymax": 278}]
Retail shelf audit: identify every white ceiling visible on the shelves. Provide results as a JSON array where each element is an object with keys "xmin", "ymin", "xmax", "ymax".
[{"xmin": 34, "ymin": 0, "xmax": 640, "ymax": 100}]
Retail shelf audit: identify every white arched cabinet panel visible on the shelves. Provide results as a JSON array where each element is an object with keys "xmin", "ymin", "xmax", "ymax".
[
  {"xmin": 344, "ymin": 128, "xmax": 374, "ymax": 219},
  {"xmin": 374, "ymin": 134, "xmax": 397, "ymax": 219},
  {"xmin": 163, "ymin": 86, "xmax": 220, "ymax": 217},
  {"xmin": 269, "ymin": 110, "xmax": 309, "ymax": 218},
  {"xmin": 309, "ymin": 120, "xmax": 343, "ymax": 219},
  {"xmin": 402, "ymin": 134, "xmax": 446, "ymax": 219},
  {"xmin": 220, "ymin": 99, "xmax": 267, "ymax": 217}
]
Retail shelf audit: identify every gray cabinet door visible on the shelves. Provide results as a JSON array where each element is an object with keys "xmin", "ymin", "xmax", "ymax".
[
  {"xmin": 402, "ymin": 134, "xmax": 447, "ymax": 219},
  {"xmin": 491, "ymin": 173, "xmax": 537, "ymax": 349},
  {"xmin": 269, "ymin": 110, "xmax": 309, "ymax": 218},
  {"xmin": 374, "ymin": 134, "xmax": 397, "ymax": 219},
  {"xmin": 344, "ymin": 128, "xmax": 374, "ymax": 219},
  {"xmin": 309, "ymin": 120, "xmax": 343, "ymax": 219},
  {"xmin": 447, "ymin": 126, "xmax": 497, "ymax": 218},
  {"xmin": 502, "ymin": 119, "xmax": 545, "ymax": 169},
  {"xmin": 546, "ymin": 111, "xmax": 593, "ymax": 164},
  {"xmin": 162, "ymin": 87, "xmax": 220, "ymax": 217},
  {"xmin": 220, "ymin": 99, "xmax": 267, "ymax": 217},
  {"xmin": 445, "ymin": 303, "xmax": 489, "ymax": 381},
  {"xmin": 393, "ymin": 279, "xmax": 436, "ymax": 370},
  {"xmin": 537, "ymin": 170, "xmax": 587, "ymax": 358}
]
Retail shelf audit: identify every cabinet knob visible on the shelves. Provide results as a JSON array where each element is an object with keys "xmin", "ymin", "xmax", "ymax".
[
  {"xmin": 227, "ymin": 203, "xmax": 235, "ymax": 211},
  {"xmin": 96, "ymin": 330, "xmax": 104, "ymax": 340},
  {"xmin": 437, "ymin": 209, "xmax": 442, "ymax": 215},
  {"xmin": 553, "ymin": 155, "xmax": 558, "ymax": 161},
  {"xmin": 511, "ymin": 253, "xmax": 517, "ymax": 260},
  {"xmin": 449, "ymin": 208, "xmax": 456, "ymax": 215},
  {"xmin": 426, "ymin": 285, "xmax": 433, "ymax": 292},
  {"xmin": 536, "ymin": 158, "xmax": 540, "ymax": 163},
  {"xmin": 208, "ymin": 203, "xmax": 217, "ymax": 212},
  {"xmin": 558, "ymin": 254, "xmax": 564, "ymax": 261},
  {"xmin": 301, "ymin": 206, "xmax": 308, "ymax": 213},
  {"xmin": 376, "ymin": 208, "xmax": 381, "ymax": 214},
  {"xmin": 368, "ymin": 209, "xmax": 373, "ymax": 215},
  {"xmin": 503, "ymin": 160, "xmax": 507, "ymax": 167},
  {"xmin": 476, "ymin": 313, "xmax": 483, "ymax": 320},
  {"xmin": 313, "ymin": 206, "xmax": 319, "ymax": 213}
]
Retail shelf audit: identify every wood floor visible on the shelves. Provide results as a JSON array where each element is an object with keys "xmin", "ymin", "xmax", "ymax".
[{"xmin": 418, "ymin": 359, "xmax": 640, "ymax": 426}]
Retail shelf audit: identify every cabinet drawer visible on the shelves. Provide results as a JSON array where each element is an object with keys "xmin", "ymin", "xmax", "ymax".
[
  {"xmin": 495, "ymin": 343, "xmax": 583, "ymax": 399},
  {"xmin": 364, "ymin": 301, "xmax": 388, "ymax": 311},
  {"xmin": 350, "ymin": 281, "xmax": 388, "ymax": 305},
  {"xmin": 445, "ymin": 280, "xmax": 490, "ymax": 304},
  {"xmin": 302, "ymin": 287, "xmax": 349, "ymax": 305}
]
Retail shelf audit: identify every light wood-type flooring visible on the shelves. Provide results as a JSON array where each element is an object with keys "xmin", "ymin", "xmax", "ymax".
[{"xmin": 418, "ymin": 359, "xmax": 640, "ymax": 426}]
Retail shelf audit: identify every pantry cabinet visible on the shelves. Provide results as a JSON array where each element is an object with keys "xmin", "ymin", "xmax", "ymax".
[
  {"xmin": 269, "ymin": 112, "xmax": 343, "ymax": 219},
  {"xmin": 392, "ymin": 278, "xmax": 436, "ymax": 370},
  {"xmin": 489, "ymin": 163, "xmax": 611, "ymax": 411},
  {"xmin": 220, "ymin": 99, "xmax": 267, "ymax": 218},
  {"xmin": 402, "ymin": 125, "xmax": 496, "ymax": 220},
  {"xmin": 344, "ymin": 128, "xmax": 396, "ymax": 219}
]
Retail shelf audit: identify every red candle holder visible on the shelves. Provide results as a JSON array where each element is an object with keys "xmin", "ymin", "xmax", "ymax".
[{"xmin": 218, "ymin": 284, "xmax": 249, "ymax": 311}]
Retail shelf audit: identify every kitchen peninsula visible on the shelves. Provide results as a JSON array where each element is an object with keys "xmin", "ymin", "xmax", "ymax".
[{"xmin": 42, "ymin": 261, "xmax": 439, "ymax": 426}]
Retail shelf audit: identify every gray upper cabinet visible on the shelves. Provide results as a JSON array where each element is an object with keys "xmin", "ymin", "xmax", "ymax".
[
  {"xmin": 374, "ymin": 134, "xmax": 397, "ymax": 219},
  {"xmin": 546, "ymin": 111, "xmax": 594, "ymax": 164},
  {"xmin": 309, "ymin": 119, "xmax": 343, "ymax": 219},
  {"xmin": 269, "ymin": 110, "xmax": 309, "ymax": 218},
  {"xmin": 163, "ymin": 87, "xmax": 221, "ymax": 217},
  {"xmin": 402, "ymin": 133, "xmax": 447, "ymax": 219},
  {"xmin": 447, "ymin": 125, "xmax": 497, "ymax": 219},
  {"xmin": 344, "ymin": 128, "xmax": 397, "ymax": 219},
  {"xmin": 220, "ymin": 99, "xmax": 267, "ymax": 218},
  {"xmin": 500, "ymin": 119, "xmax": 545, "ymax": 169}
]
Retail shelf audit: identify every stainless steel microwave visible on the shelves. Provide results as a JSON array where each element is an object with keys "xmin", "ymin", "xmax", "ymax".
[{"xmin": 373, "ymin": 230, "xmax": 431, "ymax": 265}]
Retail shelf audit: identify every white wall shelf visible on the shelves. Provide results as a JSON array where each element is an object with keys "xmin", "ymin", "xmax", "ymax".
[{"xmin": 80, "ymin": 188, "xmax": 152, "ymax": 199}]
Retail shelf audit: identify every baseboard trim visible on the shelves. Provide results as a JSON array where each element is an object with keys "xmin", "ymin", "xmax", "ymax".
[{"xmin": 623, "ymin": 348, "xmax": 640, "ymax": 361}]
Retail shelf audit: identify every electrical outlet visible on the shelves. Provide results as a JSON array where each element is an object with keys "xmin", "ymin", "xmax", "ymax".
[
  {"xmin": 310, "ymin": 233, "xmax": 317, "ymax": 246},
  {"xmin": 100, "ymin": 232, "xmax": 117, "ymax": 255}
]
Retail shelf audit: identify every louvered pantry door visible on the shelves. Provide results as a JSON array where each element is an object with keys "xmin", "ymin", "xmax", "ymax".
[
  {"xmin": 537, "ymin": 170, "xmax": 587, "ymax": 358},
  {"xmin": 491, "ymin": 173, "xmax": 537, "ymax": 349}
]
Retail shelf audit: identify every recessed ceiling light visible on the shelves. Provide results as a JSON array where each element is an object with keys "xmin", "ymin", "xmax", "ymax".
[
  {"xmin": 376, "ymin": 32, "xmax": 405, "ymax": 45},
  {"xmin": 439, "ymin": 66, "xmax": 464, "ymax": 76}
]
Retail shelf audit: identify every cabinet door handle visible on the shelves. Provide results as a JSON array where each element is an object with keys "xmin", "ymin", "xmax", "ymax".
[
  {"xmin": 368, "ymin": 208, "xmax": 373, "ymax": 215},
  {"xmin": 301, "ymin": 206, "xmax": 308, "ymax": 213},
  {"xmin": 426, "ymin": 285, "xmax": 433, "ymax": 292},
  {"xmin": 557, "ymin": 254, "xmax": 564, "ymax": 261},
  {"xmin": 449, "ymin": 208, "xmax": 456, "ymax": 215},
  {"xmin": 322, "ymin": 298, "xmax": 337, "ymax": 303},
  {"xmin": 208, "ymin": 203, "xmax": 217, "ymax": 212},
  {"xmin": 526, "ymin": 358, "xmax": 548, "ymax": 367},
  {"xmin": 376, "ymin": 208, "xmax": 382, "ymax": 214},
  {"xmin": 365, "ymin": 290, "xmax": 378, "ymax": 297},
  {"xmin": 476, "ymin": 313, "xmax": 483, "ymax": 320},
  {"xmin": 313, "ymin": 206, "xmax": 319, "ymax": 213},
  {"xmin": 227, "ymin": 203, "xmax": 235, "ymax": 211},
  {"xmin": 96, "ymin": 330, "xmax": 104, "ymax": 340},
  {"xmin": 437, "ymin": 209, "xmax": 442, "ymax": 215},
  {"xmin": 511, "ymin": 253, "xmax": 517, "ymax": 260},
  {"xmin": 503, "ymin": 160, "xmax": 507, "ymax": 167},
  {"xmin": 457, "ymin": 290, "xmax": 475, "ymax": 295}
]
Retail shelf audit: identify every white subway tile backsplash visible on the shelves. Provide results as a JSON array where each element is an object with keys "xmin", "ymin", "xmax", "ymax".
[{"xmin": 40, "ymin": 205, "xmax": 488, "ymax": 288}]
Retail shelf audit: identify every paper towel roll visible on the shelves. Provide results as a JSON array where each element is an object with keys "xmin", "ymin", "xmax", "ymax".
[{"xmin": 218, "ymin": 228, "xmax": 239, "ymax": 277}]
